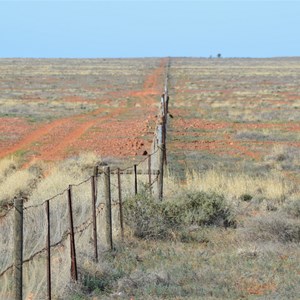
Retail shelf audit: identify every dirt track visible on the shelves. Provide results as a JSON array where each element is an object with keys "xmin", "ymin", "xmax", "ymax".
[{"xmin": 0, "ymin": 58, "xmax": 167, "ymax": 164}]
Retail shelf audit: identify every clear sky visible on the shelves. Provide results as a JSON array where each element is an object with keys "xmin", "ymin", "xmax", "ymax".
[{"xmin": 0, "ymin": 1, "xmax": 299, "ymax": 58}]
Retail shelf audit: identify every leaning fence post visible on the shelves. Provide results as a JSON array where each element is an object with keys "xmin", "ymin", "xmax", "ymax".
[
  {"xmin": 104, "ymin": 166, "xmax": 113, "ymax": 250},
  {"xmin": 117, "ymin": 168, "xmax": 124, "ymax": 241},
  {"xmin": 14, "ymin": 198, "xmax": 24, "ymax": 300},
  {"xmin": 67, "ymin": 185, "xmax": 78, "ymax": 281},
  {"xmin": 91, "ymin": 166, "xmax": 98, "ymax": 262},
  {"xmin": 45, "ymin": 200, "xmax": 51, "ymax": 300}
]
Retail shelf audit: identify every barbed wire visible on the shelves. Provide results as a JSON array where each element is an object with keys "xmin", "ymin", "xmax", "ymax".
[
  {"xmin": 23, "ymin": 188, "xmax": 69, "ymax": 211},
  {"xmin": 74, "ymin": 203, "xmax": 104, "ymax": 237},
  {"xmin": 0, "ymin": 62, "xmax": 170, "ymax": 283},
  {"xmin": 0, "ymin": 205, "xmax": 14, "ymax": 219},
  {"xmin": 96, "ymin": 147, "xmax": 160, "ymax": 175},
  {"xmin": 0, "ymin": 202, "xmax": 105, "ymax": 279},
  {"xmin": 20, "ymin": 120, "xmax": 161, "ymax": 212},
  {"xmin": 71, "ymin": 176, "xmax": 92, "ymax": 187},
  {"xmin": 0, "ymin": 264, "xmax": 13, "ymax": 278}
]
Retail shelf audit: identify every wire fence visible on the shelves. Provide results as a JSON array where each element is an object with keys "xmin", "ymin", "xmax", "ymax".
[{"xmin": 0, "ymin": 58, "xmax": 171, "ymax": 299}]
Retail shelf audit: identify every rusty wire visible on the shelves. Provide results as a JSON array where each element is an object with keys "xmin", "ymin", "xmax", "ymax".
[
  {"xmin": 23, "ymin": 188, "xmax": 68, "ymax": 211},
  {"xmin": 70, "ymin": 176, "xmax": 92, "ymax": 187},
  {"xmin": 0, "ymin": 62, "xmax": 169, "ymax": 282},
  {"xmin": 24, "ymin": 176, "xmax": 92, "ymax": 211},
  {"xmin": 0, "ymin": 202, "xmax": 104, "ymax": 279},
  {"xmin": 0, "ymin": 205, "xmax": 14, "ymax": 220}
]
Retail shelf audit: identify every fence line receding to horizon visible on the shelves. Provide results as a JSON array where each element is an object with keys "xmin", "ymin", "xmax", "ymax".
[{"xmin": 0, "ymin": 57, "xmax": 171, "ymax": 300}]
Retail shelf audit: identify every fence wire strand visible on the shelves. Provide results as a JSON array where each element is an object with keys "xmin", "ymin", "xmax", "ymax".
[
  {"xmin": 0, "ymin": 58, "xmax": 170, "ymax": 295},
  {"xmin": 0, "ymin": 201, "xmax": 105, "ymax": 279}
]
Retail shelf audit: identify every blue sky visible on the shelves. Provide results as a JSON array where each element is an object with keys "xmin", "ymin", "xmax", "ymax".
[{"xmin": 0, "ymin": 1, "xmax": 299, "ymax": 58}]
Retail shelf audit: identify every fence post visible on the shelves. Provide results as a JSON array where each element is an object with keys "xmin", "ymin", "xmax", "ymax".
[
  {"xmin": 45, "ymin": 200, "xmax": 51, "ymax": 300},
  {"xmin": 148, "ymin": 154, "xmax": 152, "ymax": 195},
  {"xmin": 67, "ymin": 185, "xmax": 78, "ymax": 281},
  {"xmin": 163, "ymin": 92, "xmax": 168, "ymax": 165},
  {"xmin": 134, "ymin": 164, "xmax": 138, "ymax": 195},
  {"xmin": 91, "ymin": 166, "xmax": 98, "ymax": 262},
  {"xmin": 14, "ymin": 198, "xmax": 24, "ymax": 300},
  {"xmin": 104, "ymin": 166, "xmax": 113, "ymax": 250},
  {"xmin": 158, "ymin": 123, "xmax": 164, "ymax": 201},
  {"xmin": 117, "ymin": 168, "xmax": 124, "ymax": 241}
]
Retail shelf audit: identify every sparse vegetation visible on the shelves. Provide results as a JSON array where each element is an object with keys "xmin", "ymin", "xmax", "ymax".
[{"xmin": 1, "ymin": 57, "xmax": 300, "ymax": 299}]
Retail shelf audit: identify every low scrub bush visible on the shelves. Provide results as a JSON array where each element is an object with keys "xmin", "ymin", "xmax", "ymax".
[
  {"xmin": 123, "ymin": 192, "xmax": 169, "ymax": 239},
  {"xmin": 124, "ymin": 190, "xmax": 235, "ymax": 240},
  {"xmin": 162, "ymin": 191, "xmax": 235, "ymax": 227},
  {"xmin": 240, "ymin": 212, "xmax": 300, "ymax": 243},
  {"xmin": 283, "ymin": 199, "xmax": 300, "ymax": 218}
]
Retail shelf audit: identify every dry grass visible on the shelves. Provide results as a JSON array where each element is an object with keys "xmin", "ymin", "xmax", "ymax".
[
  {"xmin": 0, "ymin": 157, "xmax": 39, "ymax": 211},
  {"xmin": 0, "ymin": 151, "xmax": 156, "ymax": 299},
  {"xmin": 164, "ymin": 168, "xmax": 299, "ymax": 205},
  {"xmin": 0, "ymin": 156, "xmax": 19, "ymax": 182},
  {"xmin": 1, "ymin": 156, "xmax": 300, "ymax": 299},
  {"xmin": 1, "ymin": 57, "xmax": 300, "ymax": 298}
]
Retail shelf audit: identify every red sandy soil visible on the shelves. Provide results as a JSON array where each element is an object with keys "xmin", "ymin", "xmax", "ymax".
[
  {"xmin": 170, "ymin": 109, "xmax": 300, "ymax": 160},
  {"xmin": 0, "ymin": 59, "xmax": 167, "ymax": 164}
]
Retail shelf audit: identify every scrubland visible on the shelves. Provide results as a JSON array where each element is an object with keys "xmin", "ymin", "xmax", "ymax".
[{"xmin": 1, "ymin": 57, "xmax": 300, "ymax": 299}]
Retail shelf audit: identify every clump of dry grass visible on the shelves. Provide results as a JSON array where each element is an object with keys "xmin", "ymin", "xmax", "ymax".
[
  {"xmin": 0, "ymin": 156, "xmax": 19, "ymax": 183},
  {"xmin": 0, "ymin": 167, "xmax": 38, "ymax": 211},
  {"xmin": 28, "ymin": 152, "xmax": 101, "ymax": 205},
  {"xmin": 264, "ymin": 144, "xmax": 300, "ymax": 171}
]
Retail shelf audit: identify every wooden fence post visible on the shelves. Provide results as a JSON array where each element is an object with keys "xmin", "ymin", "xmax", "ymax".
[
  {"xmin": 134, "ymin": 164, "xmax": 138, "ymax": 195},
  {"xmin": 148, "ymin": 154, "xmax": 152, "ymax": 194},
  {"xmin": 104, "ymin": 166, "xmax": 113, "ymax": 250},
  {"xmin": 158, "ymin": 123, "xmax": 164, "ymax": 201},
  {"xmin": 14, "ymin": 198, "xmax": 24, "ymax": 300},
  {"xmin": 117, "ymin": 168, "xmax": 124, "ymax": 241},
  {"xmin": 67, "ymin": 185, "xmax": 78, "ymax": 281},
  {"xmin": 45, "ymin": 200, "xmax": 51, "ymax": 300},
  {"xmin": 91, "ymin": 166, "xmax": 98, "ymax": 262}
]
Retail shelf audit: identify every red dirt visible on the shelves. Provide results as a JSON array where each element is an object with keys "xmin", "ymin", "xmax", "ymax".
[
  {"xmin": 0, "ymin": 59, "xmax": 166, "ymax": 164},
  {"xmin": 170, "ymin": 107, "xmax": 300, "ymax": 161},
  {"xmin": 0, "ymin": 118, "xmax": 70, "ymax": 159}
]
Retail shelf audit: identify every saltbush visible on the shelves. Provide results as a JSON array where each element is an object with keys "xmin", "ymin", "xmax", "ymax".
[
  {"xmin": 124, "ymin": 190, "xmax": 235, "ymax": 240},
  {"xmin": 123, "ymin": 192, "xmax": 169, "ymax": 239},
  {"xmin": 283, "ymin": 199, "xmax": 300, "ymax": 218},
  {"xmin": 240, "ymin": 212, "xmax": 300, "ymax": 243},
  {"xmin": 162, "ymin": 191, "xmax": 234, "ymax": 227}
]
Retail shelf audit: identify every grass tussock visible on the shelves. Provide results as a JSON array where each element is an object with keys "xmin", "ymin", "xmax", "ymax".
[
  {"xmin": 0, "ymin": 156, "xmax": 19, "ymax": 182},
  {"xmin": 0, "ymin": 167, "xmax": 39, "ymax": 212},
  {"xmin": 24, "ymin": 152, "xmax": 101, "ymax": 206}
]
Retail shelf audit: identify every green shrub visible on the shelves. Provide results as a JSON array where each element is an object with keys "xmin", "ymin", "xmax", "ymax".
[
  {"xmin": 162, "ymin": 191, "xmax": 235, "ymax": 227},
  {"xmin": 123, "ymin": 192, "xmax": 169, "ymax": 239},
  {"xmin": 124, "ymin": 190, "xmax": 235, "ymax": 240},
  {"xmin": 240, "ymin": 194, "xmax": 253, "ymax": 202}
]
